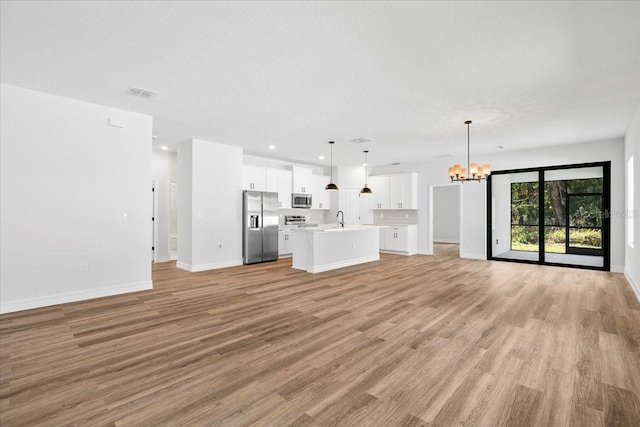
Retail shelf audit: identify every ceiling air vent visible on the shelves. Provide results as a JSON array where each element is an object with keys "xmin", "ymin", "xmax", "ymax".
[
  {"xmin": 432, "ymin": 154, "xmax": 455, "ymax": 159},
  {"xmin": 128, "ymin": 86, "xmax": 157, "ymax": 99},
  {"xmin": 350, "ymin": 137, "xmax": 373, "ymax": 144}
]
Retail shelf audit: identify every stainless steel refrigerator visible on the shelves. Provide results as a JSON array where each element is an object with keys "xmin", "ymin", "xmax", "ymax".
[{"xmin": 243, "ymin": 190, "xmax": 279, "ymax": 264}]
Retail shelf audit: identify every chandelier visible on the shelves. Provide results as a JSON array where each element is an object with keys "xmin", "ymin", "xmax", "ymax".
[{"xmin": 448, "ymin": 120, "xmax": 491, "ymax": 182}]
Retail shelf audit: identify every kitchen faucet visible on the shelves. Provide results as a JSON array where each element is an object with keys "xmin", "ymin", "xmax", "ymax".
[{"xmin": 337, "ymin": 210, "xmax": 344, "ymax": 228}]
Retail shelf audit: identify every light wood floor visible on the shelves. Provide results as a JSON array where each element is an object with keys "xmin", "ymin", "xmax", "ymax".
[{"xmin": 1, "ymin": 244, "xmax": 639, "ymax": 426}]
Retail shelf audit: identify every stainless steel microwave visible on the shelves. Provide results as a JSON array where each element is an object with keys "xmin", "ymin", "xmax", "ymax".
[{"xmin": 292, "ymin": 193, "xmax": 312, "ymax": 209}]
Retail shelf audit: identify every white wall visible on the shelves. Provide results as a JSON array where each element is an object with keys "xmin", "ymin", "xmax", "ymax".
[
  {"xmin": 152, "ymin": 150, "xmax": 177, "ymax": 262},
  {"xmin": 177, "ymin": 142, "xmax": 193, "ymax": 265},
  {"xmin": 460, "ymin": 182, "xmax": 487, "ymax": 259},
  {"xmin": 491, "ymin": 175, "xmax": 512, "ymax": 255},
  {"xmin": 432, "ymin": 186, "xmax": 460, "ymax": 243},
  {"xmin": 177, "ymin": 139, "xmax": 243, "ymax": 272},
  {"xmin": 0, "ymin": 84, "xmax": 153, "ymax": 313},
  {"xmin": 624, "ymin": 102, "xmax": 640, "ymax": 299},
  {"xmin": 418, "ymin": 138, "xmax": 626, "ymax": 269}
]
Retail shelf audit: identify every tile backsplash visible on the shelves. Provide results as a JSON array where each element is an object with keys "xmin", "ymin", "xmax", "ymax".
[
  {"xmin": 373, "ymin": 210, "xmax": 419, "ymax": 225},
  {"xmin": 278, "ymin": 208, "xmax": 418, "ymax": 226}
]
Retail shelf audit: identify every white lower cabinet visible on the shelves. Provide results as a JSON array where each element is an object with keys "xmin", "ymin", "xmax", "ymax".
[
  {"xmin": 379, "ymin": 225, "xmax": 417, "ymax": 255},
  {"xmin": 278, "ymin": 228, "xmax": 295, "ymax": 257}
]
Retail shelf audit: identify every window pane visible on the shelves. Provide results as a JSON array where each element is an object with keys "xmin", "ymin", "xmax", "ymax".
[
  {"xmin": 511, "ymin": 182, "xmax": 539, "ymax": 225},
  {"xmin": 511, "ymin": 226, "xmax": 539, "ymax": 252},
  {"xmin": 567, "ymin": 178, "xmax": 603, "ymax": 194},
  {"xmin": 544, "ymin": 181, "xmax": 566, "ymax": 226},
  {"xmin": 568, "ymin": 195, "xmax": 602, "ymax": 227},
  {"xmin": 544, "ymin": 226, "xmax": 566, "ymax": 254},
  {"xmin": 569, "ymin": 228, "xmax": 602, "ymax": 250}
]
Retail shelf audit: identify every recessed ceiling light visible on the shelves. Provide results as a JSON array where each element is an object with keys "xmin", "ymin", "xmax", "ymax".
[
  {"xmin": 363, "ymin": 163, "xmax": 368, "ymax": 167},
  {"xmin": 318, "ymin": 155, "xmax": 325, "ymax": 160},
  {"xmin": 268, "ymin": 145, "xmax": 276, "ymax": 150},
  {"xmin": 160, "ymin": 146, "xmax": 168, "ymax": 150}
]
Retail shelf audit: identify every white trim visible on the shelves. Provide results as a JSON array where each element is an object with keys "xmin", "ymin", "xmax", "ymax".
[
  {"xmin": 433, "ymin": 238, "xmax": 460, "ymax": 244},
  {"xmin": 152, "ymin": 179, "xmax": 158, "ymax": 263},
  {"xmin": 624, "ymin": 270, "xmax": 640, "ymax": 303},
  {"xmin": 379, "ymin": 250, "xmax": 415, "ymax": 256},
  {"xmin": 156, "ymin": 256, "xmax": 171, "ymax": 263},
  {"xmin": 418, "ymin": 248, "xmax": 433, "ymax": 255},
  {"xmin": 306, "ymin": 255, "xmax": 380, "ymax": 273},
  {"xmin": 0, "ymin": 280, "xmax": 153, "ymax": 314},
  {"xmin": 611, "ymin": 265, "xmax": 624, "ymax": 273},
  {"xmin": 177, "ymin": 259, "xmax": 243, "ymax": 272},
  {"xmin": 460, "ymin": 252, "xmax": 486, "ymax": 260}
]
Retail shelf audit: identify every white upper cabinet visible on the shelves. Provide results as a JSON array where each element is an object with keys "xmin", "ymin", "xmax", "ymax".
[
  {"xmin": 242, "ymin": 165, "xmax": 267, "ymax": 191},
  {"xmin": 369, "ymin": 175, "xmax": 390, "ymax": 210},
  {"xmin": 311, "ymin": 175, "xmax": 330, "ymax": 209},
  {"xmin": 268, "ymin": 169, "xmax": 292, "ymax": 209},
  {"xmin": 389, "ymin": 173, "xmax": 418, "ymax": 209},
  {"xmin": 244, "ymin": 165, "xmax": 291, "ymax": 208},
  {"xmin": 292, "ymin": 166, "xmax": 312, "ymax": 194},
  {"xmin": 369, "ymin": 173, "xmax": 417, "ymax": 209}
]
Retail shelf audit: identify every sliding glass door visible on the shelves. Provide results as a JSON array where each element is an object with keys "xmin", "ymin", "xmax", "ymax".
[{"xmin": 488, "ymin": 162, "xmax": 610, "ymax": 270}]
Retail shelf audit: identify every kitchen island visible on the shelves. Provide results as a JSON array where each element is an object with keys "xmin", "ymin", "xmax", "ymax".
[{"xmin": 291, "ymin": 225, "xmax": 383, "ymax": 273}]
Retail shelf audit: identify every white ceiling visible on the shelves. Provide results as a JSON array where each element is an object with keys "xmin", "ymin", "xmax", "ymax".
[{"xmin": 1, "ymin": 1, "xmax": 639, "ymax": 167}]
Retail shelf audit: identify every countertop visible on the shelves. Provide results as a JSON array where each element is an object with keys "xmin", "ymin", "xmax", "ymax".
[{"xmin": 292, "ymin": 224, "xmax": 384, "ymax": 233}]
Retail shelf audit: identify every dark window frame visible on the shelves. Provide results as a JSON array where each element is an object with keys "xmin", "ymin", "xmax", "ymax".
[{"xmin": 486, "ymin": 161, "xmax": 611, "ymax": 271}]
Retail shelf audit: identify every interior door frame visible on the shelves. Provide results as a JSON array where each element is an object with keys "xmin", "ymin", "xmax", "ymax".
[{"xmin": 487, "ymin": 161, "xmax": 611, "ymax": 271}]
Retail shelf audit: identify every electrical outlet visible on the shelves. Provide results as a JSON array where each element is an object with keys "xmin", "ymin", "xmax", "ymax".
[
  {"xmin": 352, "ymin": 243, "xmax": 356, "ymax": 248},
  {"xmin": 496, "ymin": 239, "xmax": 499, "ymax": 245},
  {"xmin": 219, "ymin": 243, "xmax": 223, "ymax": 249},
  {"xmin": 80, "ymin": 262, "xmax": 88, "ymax": 272},
  {"xmin": 405, "ymin": 213, "xmax": 409, "ymax": 218}
]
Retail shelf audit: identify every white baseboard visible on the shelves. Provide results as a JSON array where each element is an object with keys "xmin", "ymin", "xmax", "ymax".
[
  {"xmin": 433, "ymin": 239, "xmax": 460, "ymax": 244},
  {"xmin": 0, "ymin": 280, "xmax": 153, "ymax": 314},
  {"xmin": 611, "ymin": 265, "xmax": 624, "ymax": 273},
  {"xmin": 624, "ymin": 270, "xmax": 640, "ymax": 303},
  {"xmin": 176, "ymin": 259, "xmax": 243, "ymax": 273},
  {"xmin": 379, "ymin": 250, "xmax": 415, "ymax": 256},
  {"xmin": 156, "ymin": 256, "xmax": 171, "ymax": 263},
  {"xmin": 418, "ymin": 248, "xmax": 433, "ymax": 255},
  {"xmin": 460, "ymin": 252, "xmax": 486, "ymax": 260},
  {"xmin": 309, "ymin": 255, "xmax": 380, "ymax": 273}
]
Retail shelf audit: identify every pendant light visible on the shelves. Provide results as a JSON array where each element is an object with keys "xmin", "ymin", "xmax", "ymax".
[
  {"xmin": 325, "ymin": 141, "xmax": 339, "ymax": 191},
  {"xmin": 360, "ymin": 150, "xmax": 372, "ymax": 194},
  {"xmin": 448, "ymin": 120, "xmax": 491, "ymax": 182}
]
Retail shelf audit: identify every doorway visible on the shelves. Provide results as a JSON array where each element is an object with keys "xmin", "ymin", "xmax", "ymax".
[
  {"xmin": 340, "ymin": 188, "xmax": 361, "ymax": 225},
  {"xmin": 429, "ymin": 184, "xmax": 461, "ymax": 256}
]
